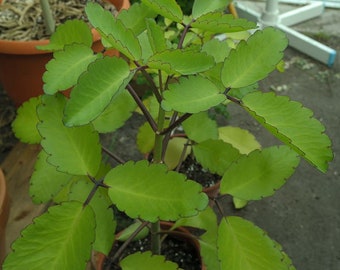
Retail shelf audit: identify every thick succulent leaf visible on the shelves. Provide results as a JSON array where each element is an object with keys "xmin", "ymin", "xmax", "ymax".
[
  {"xmin": 222, "ymin": 27, "xmax": 288, "ymax": 88},
  {"xmin": 12, "ymin": 96, "xmax": 41, "ymax": 144},
  {"xmin": 202, "ymin": 38, "xmax": 231, "ymax": 63},
  {"xmin": 69, "ymin": 179, "xmax": 116, "ymax": 255},
  {"xmin": 120, "ymin": 251, "xmax": 179, "ymax": 270},
  {"xmin": 85, "ymin": 2, "xmax": 141, "ymax": 60},
  {"xmin": 105, "ymin": 160, "xmax": 208, "ymax": 222},
  {"xmin": 147, "ymin": 50, "xmax": 215, "ymax": 75},
  {"xmin": 3, "ymin": 202, "xmax": 95, "ymax": 270},
  {"xmin": 117, "ymin": 3, "xmax": 157, "ymax": 35},
  {"xmin": 164, "ymin": 137, "xmax": 191, "ymax": 170},
  {"xmin": 92, "ymin": 90, "xmax": 136, "ymax": 133},
  {"xmin": 220, "ymin": 145, "xmax": 300, "ymax": 200},
  {"xmin": 192, "ymin": 13, "xmax": 256, "ymax": 34},
  {"xmin": 162, "ymin": 76, "xmax": 226, "ymax": 113},
  {"xmin": 182, "ymin": 112, "xmax": 219, "ymax": 143},
  {"xmin": 193, "ymin": 139, "xmax": 241, "ymax": 176},
  {"xmin": 116, "ymin": 220, "xmax": 149, "ymax": 241},
  {"xmin": 30, "ymin": 150, "xmax": 73, "ymax": 204},
  {"xmin": 37, "ymin": 94, "xmax": 101, "ymax": 176},
  {"xmin": 137, "ymin": 30, "xmax": 154, "ymax": 62},
  {"xmin": 218, "ymin": 216, "xmax": 291, "ymax": 270},
  {"xmin": 64, "ymin": 57, "xmax": 133, "ymax": 126},
  {"xmin": 37, "ymin": 20, "xmax": 93, "ymax": 51},
  {"xmin": 146, "ymin": 18, "xmax": 167, "ymax": 53},
  {"xmin": 192, "ymin": 0, "xmax": 229, "ymax": 19},
  {"xmin": 242, "ymin": 91, "xmax": 333, "ymax": 172},
  {"xmin": 43, "ymin": 44, "xmax": 101, "ymax": 94},
  {"xmin": 137, "ymin": 121, "xmax": 155, "ymax": 154},
  {"xmin": 218, "ymin": 126, "xmax": 261, "ymax": 154},
  {"xmin": 141, "ymin": 0, "xmax": 183, "ymax": 22}
]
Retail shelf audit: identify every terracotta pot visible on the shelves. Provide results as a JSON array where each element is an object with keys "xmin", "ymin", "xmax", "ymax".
[
  {"xmin": 94, "ymin": 221, "xmax": 206, "ymax": 270},
  {"xmin": 0, "ymin": 0, "xmax": 130, "ymax": 107},
  {"xmin": 0, "ymin": 168, "xmax": 10, "ymax": 267}
]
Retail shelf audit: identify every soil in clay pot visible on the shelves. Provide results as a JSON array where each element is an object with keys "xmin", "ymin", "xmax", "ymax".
[
  {"xmin": 0, "ymin": 0, "xmax": 118, "ymax": 41},
  {"xmin": 179, "ymin": 155, "xmax": 220, "ymax": 189},
  {"xmin": 103, "ymin": 233, "xmax": 201, "ymax": 270}
]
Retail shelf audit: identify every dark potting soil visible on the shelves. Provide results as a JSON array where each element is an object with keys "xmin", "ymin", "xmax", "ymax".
[
  {"xmin": 179, "ymin": 155, "xmax": 220, "ymax": 189},
  {"xmin": 103, "ymin": 234, "xmax": 201, "ymax": 270}
]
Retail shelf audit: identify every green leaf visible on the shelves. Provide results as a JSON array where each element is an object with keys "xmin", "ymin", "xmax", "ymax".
[
  {"xmin": 193, "ymin": 139, "xmax": 241, "ymax": 176},
  {"xmin": 68, "ymin": 179, "xmax": 116, "ymax": 255},
  {"xmin": 116, "ymin": 220, "xmax": 149, "ymax": 242},
  {"xmin": 192, "ymin": 0, "xmax": 229, "ymax": 19},
  {"xmin": 30, "ymin": 150, "xmax": 73, "ymax": 204},
  {"xmin": 141, "ymin": 0, "xmax": 183, "ymax": 22},
  {"xmin": 37, "ymin": 94, "xmax": 101, "ymax": 176},
  {"xmin": 162, "ymin": 76, "xmax": 226, "ymax": 113},
  {"xmin": 218, "ymin": 216, "xmax": 291, "ymax": 270},
  {"xmin": 85, "ymin": 2, "xmax": 142, "ymax": 60},
  {"xmin": 202, "ymin": 38, "xmax": 231, "ymax": 63},
  {"xmin": 242, "ymin": 91, "xmax": 333, "ymax": 172},
  {"xmin": 105, "ymin": 160, "xmax": 208, "ymax": 222},
  {"xmin": 164, "ymin": 137, "xmax": 191, "ymax": 170},
  {"xmin": 64, "ymin": 57, "xmax": 133, "ymax": 126},
  {"xmin": 117, "ymin": 3, "xmax": 157, "ymax": 35},
  {"xmin": 148, "ymin": 50, "xmax": 215, "ymax": 75},
  {"xmin": 37, "ymin": 20, "xmax": 93, "ymax": 51},
  {"xmin": 92, "ymin": 90, "xmax": 137, "ymax": 133},
  {"xmin": 220, "ymin": 145, "xmax": 300, "ymax": 200},
  {"xmin": 192, "ymin": 13, "xmax": 256, "ymax": 34},
  {"xmin": 218, "ymin": 126, "xmax": 261, "ymax": 154},
  {"xmin": 120, "ymin": 251, "xmax": 179, "ymax": 270},
  {"xmin": 43, "ymin": 44, "xmax": 101, "ymax": 94},
  {"xmin": 3, "ymin": 202, "xmax": 95, "ymax": 270},
  {"xmin": 222, "ymin": 27, "xmax": 288, "ymax": 88},
  {"xmin": 137, "ymin": 121, "xmax": 155, "ymax": 154},
  {"xmin": 146, "ymin": 18, "xmax": 167, "ymax": 53},
  {"xmin": 182, "ymin": 112, "xmax": 219, "ymax": 143},
  {"xmin": 12, "ymin": 96, "xmax": 41, "ymax": 144}
]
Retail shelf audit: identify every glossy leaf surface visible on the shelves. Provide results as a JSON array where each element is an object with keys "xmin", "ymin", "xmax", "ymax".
[
  {"xmin": 141, "ymin": 0, "xmax": 183, "ymax": 22},
  {"xmin": 64, "ymin": 57, "xmax": 133, "ymax": 126},
  {"xmin": 12, "ymin": 96, "xmax": 41, "ymax": 144},
  {"xmin": 86, "ymin": 2, "xmax": 141, "ymax": 60},
  {"xmin": 105, "ymin": 160, "xmax": 208, "ymax": 222},
  {"xmin": 218, "ymin": 216, "xmax": 291, "ymax": 270},
  {"xmin": 37, "ymin": 20, "xmax": 93, "ymax": 51},
  {"xmin": 222, "ymin": 27, "xmax": 288, "ymax": 88},
  {"xmin": 242, "ymin": 91, "xmax": 333, "ymax": 172},
  {"xmin": 162, "ymin": 76, "xmax": 225, "ymax": 113},
  {"xmin": 3, "ymin": 202, "xmax": 95, "ymax": 270},
  {"xmin": 43, "ymin": 44, "xmax": 101, "ymax": 94},
  {"xmin": 120, "ymin": 251, "xmax": 179, "ymax": 270},
  {"xmin": 220, "ymin": 146, "xmax": 300, "ymax": 200},
  {"xmin": 37, "ymin": 94, "xmax": 101, "ymax": 176},
  {"xmin": 148, "ymin": 50, "xmax": 214, "ymax": 75}
]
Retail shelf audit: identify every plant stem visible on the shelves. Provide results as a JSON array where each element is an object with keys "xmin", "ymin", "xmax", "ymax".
[
  {"xmin": 39, "ymin": 0, "xmax": 55, "ymax": 35},
  {"xmin": 102, "ymin": 146, "xmax": 125, "ymax": 164}
]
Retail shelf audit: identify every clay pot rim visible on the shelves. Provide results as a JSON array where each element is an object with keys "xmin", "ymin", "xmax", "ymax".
[{"xmin": 0, "ymin": 0, "xmax": 130, "ymax": 55}]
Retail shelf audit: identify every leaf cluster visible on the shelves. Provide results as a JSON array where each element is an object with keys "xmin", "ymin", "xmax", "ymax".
[{"xmin": 5, "ymin": 0, "xmax": 333, "ymax": 269}]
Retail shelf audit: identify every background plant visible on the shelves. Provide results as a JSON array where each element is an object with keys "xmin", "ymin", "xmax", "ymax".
[{"xmin": 3, "ymin": 0, "xmax": 333, "ymax": 269}]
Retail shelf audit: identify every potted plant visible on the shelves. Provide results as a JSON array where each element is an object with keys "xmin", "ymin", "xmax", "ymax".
[
  {"xmin": 0, "ymin": 0, "xmax": 130, "ymax": 107},
  {"xmin": 3, "ymin": 0, "xmax": 333, "ymax": 269}
]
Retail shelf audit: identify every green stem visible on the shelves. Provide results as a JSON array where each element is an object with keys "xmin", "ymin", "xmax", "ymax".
[{"xmin": 39, "ymin": 0, "xmax": 55, "ymax": 35}]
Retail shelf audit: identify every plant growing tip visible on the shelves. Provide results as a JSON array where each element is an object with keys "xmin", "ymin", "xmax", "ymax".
[{"xmin": 5, "ymin": 0, "xmax": 333, "ymax": 269}]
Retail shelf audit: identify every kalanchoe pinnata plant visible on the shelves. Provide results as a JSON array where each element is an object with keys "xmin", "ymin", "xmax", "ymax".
[{"xmin": 4, "ymin": 0, "xmax": 333, "ymax": 269}]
